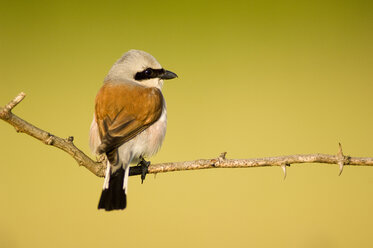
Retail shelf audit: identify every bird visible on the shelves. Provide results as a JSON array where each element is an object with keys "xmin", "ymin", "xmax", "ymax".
[{"xmin": 89, "ymin": 49, "xmax": 177, "ymax": 211}]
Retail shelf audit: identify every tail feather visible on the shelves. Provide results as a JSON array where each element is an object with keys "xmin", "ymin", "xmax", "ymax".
[{"xmin": 98, "ymin": 167, "xmax": 127, "ymax": 211}]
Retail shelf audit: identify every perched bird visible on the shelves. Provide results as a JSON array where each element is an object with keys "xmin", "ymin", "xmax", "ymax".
[{"xmin": 89, "ymin": 50, "xmax": 177, "ymax": 211}]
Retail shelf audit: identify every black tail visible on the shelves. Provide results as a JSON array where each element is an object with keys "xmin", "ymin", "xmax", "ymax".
[{"xmin": 98, "ymin": 167, "xmax": 127, "ymax": 211}]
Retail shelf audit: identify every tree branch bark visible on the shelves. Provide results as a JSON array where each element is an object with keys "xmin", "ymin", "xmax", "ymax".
[{"xmin": 1, "ymin": 92, "xmax": 372, "ymax": 179}]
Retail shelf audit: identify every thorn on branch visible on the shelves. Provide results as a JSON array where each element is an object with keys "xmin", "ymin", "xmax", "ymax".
[
  {"xmin": 337, "ymin": 143, "xmax": 345, "ymax": 176},
  {"xmin": 67, "ymin": 136, "xmax": 74, "ymax": 142},
  {"xmin": 45, "ymin": 134, "xmax": 54, "ymax": 145},
  {"xmin": 212, "ymin": 152, "xmax": 228, "ymax": 167},
  {"xmin": 218, "ymin": 152, "xmax": 227, "ymax": 164},
  {"xmin": 281, "ymin": 164, "xmax": 289, "ymax": 180}
]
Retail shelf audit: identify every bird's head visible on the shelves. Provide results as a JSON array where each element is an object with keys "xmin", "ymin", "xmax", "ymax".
[{"xmin": 105, "ymin": 49, "xmax": 177, "ymax": 89}]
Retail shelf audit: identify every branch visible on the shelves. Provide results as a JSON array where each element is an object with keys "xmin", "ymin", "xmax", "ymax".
[
  {"xmin": 0, "ymin": 92, "xmax": 106, "ymax": 177},
  {"xmin": 1, "ymin": 93, "xmax": 373, "ymax": 179}
]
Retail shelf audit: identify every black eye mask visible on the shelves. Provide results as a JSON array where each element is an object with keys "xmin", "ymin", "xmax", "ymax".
[{"xmin": 134, "ymin": 68, "xmax": 165, "ymax": 81}]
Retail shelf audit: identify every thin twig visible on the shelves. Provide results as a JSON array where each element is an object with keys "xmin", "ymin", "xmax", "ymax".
[{"xmin": 1, "ymin": 93, "xmax": 372, "ymax": 179}]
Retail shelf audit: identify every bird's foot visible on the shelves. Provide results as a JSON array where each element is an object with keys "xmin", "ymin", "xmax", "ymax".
[{"xmin": 138, "ymin": 156, "xmax": 150, "ymax": 184}]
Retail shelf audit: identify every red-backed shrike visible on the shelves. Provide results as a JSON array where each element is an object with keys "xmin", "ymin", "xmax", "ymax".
[{"xmin": 89, "ymin": 50, "xmax": 177, "ymax": 211}]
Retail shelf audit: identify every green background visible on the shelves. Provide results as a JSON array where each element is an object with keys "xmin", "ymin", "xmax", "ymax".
[{"xmin": 1, "ymin": 0, "xmax": 372, "ymax": 247}]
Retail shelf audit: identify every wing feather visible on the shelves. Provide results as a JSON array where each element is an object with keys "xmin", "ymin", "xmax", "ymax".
[{"xmin": 94, "ymin": 81, "xmax": 164, "ymax": 156}]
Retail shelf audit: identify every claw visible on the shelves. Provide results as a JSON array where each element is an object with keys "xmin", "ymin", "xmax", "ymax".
[{"xmin": 138, "ymin": 156, "xmax": 150, "ymax": 184}]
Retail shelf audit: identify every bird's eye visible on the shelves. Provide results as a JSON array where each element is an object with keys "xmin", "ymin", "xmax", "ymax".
[{"xmin": 144, "ymin": 68, "xmax": 153, "ymax": 76}]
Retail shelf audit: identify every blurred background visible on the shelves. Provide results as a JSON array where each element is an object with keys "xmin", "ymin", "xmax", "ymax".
[{"xmin": 0, "ymin": 0, "xmax": 372, "ymax": 247}]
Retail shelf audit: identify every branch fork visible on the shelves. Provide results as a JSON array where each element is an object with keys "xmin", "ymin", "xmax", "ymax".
[{"xmin": 0, "ymin": 92, "xmax": 26, "ymax": 119}]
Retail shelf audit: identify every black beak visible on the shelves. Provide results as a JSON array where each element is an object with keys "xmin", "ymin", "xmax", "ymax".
[{"xmin": 160, "ymin": 70, "xmax": 178, "ymax": 80}]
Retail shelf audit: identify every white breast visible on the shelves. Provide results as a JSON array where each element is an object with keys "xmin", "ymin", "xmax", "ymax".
[{"xmin": 119, "ymin": 106, "xmax": 167, "ymax": 164}]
